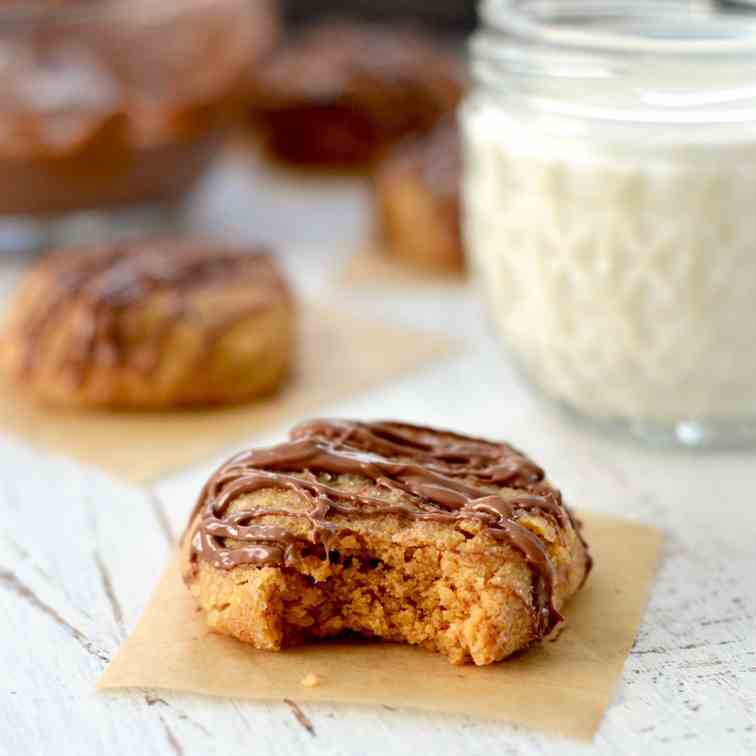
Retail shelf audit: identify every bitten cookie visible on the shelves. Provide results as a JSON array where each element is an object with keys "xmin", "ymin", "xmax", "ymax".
[
  {"xmin": 182, "ymin": 419, "xmax": 591, "ymax": 665},
  {"xmin": 246, "ymin": 20, "xmax": 464, "ymax": 167},
  {"xmin": 1, "ymin": 238, "xmax": 293, "ymax": 409},
  {"xmin": 375, "ymin": 118, "xmax": 463, "ymax": 272}
]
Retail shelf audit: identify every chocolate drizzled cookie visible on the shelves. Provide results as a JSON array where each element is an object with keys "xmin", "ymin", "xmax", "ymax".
[
  {"xmin": 183, "ymin": 419, "xmax": 591, "ymax": 665},
  {"xmin": 1, "ymin": 238, "xmax": 294, "ymax": 409},
  {"xmin": 246, "ymin": 20, "xmax": 464, "ymax": 167}
]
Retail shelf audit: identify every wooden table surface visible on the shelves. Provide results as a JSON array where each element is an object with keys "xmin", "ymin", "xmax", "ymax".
[{"xmin": 0, "ymin": 154, "xmax": 754, "ymax": 756}]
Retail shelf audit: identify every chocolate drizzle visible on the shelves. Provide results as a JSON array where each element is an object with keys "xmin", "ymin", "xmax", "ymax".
[
  {"xmin": 12, "ymin": 238, "xmax": 289, "ymax": 385},
  {"xmin": 187, "ymin": 419, "xmax": 591, "ymax": 637}
]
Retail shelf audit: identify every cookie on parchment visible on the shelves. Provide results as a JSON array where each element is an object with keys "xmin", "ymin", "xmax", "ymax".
[{"xmin": 183, "ymin": 419, "xmax": 591, "ymax": 665}]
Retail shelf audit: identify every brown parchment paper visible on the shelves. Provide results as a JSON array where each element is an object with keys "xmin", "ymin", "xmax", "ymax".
[
  {"xmin": 341, "ymin": 244, "xmax": 467, "ymax": 287},
  {"xmin": 0, "ymin": 306, "xmax": 453, "ymax": 483},
  {"xmin": 98, "ymin": 512, "xmax": 663, "ymax": 741}
]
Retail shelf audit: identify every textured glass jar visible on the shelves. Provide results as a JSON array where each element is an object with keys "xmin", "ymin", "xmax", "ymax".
[{"xmin": 462, "ymin": 0, "xmax": 756, "ymax": 447}]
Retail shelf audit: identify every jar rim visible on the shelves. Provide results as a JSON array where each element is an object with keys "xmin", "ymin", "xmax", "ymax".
[
  {"xmin": 480, "ymin": 0, "xmax": 756, "ymax": 58},
  {"xmin": 471, "ymin": 1, "xmax": 756, "ymax": 129}
]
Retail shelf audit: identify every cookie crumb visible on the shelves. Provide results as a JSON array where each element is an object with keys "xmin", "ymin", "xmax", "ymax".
[{"xmin": 301, "ymin": 673, "xmax": 321, "ymax": 688}]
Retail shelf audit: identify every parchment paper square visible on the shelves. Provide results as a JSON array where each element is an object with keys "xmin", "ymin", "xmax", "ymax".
[{"xmin": 99, "ymin": 512, "xmax": 662, "ymax": 741}]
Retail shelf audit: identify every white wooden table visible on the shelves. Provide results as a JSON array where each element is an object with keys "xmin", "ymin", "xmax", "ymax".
[{"xmin": 1, "ymin": 156, "xmax": 754, "ymax": 756}]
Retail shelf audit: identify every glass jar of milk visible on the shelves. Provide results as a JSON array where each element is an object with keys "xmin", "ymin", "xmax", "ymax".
[{"xmin": 462, "ymin": 0, "xmax": 756, "ymax": 447}]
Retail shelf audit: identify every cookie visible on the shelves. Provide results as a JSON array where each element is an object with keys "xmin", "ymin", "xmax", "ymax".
[
  {"xmin": 182, "ymin": 419, "xmax": 591, "ymax": 665},
  {"xmin": 246, "ymin": 20, "xmax": 464, "ymax": 167},
  {"xmin": 1, "ymin": 238, "xmax": 293, "ymax": 409},
  {"xmin": 375, "ymin": 118, "xmax": 463, "ymax": 272}
]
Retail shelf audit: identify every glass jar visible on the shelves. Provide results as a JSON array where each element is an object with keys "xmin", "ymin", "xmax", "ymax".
[
  {"xmin": 0, "ymin": 0, "xmax": 276, "ymax": 251},
  {"xmin": 462, "ymin": 0, "xmax": 756, "ymax": 448}
]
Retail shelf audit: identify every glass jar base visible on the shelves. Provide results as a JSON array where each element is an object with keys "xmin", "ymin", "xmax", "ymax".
[
  {"xmin": 0, "ymin": 203, "xmax": 183, "ymax": 255},
  {"xmin": 543, "ymin": 392, "xmax": 756, "ymax": 450},
  {"xmin": 483, "ymin": 312, "xmax": 756, "ymax": 450}
]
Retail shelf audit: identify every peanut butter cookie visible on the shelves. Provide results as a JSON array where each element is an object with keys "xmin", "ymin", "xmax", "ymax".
[
  {"xmin": 1, "ymin": 238, "xmax": 293, "ymax": 409},
  {"xmin": 375, "ymin": 118, "xmax": 463, "ymax": 272},
  {"xmin": 246, "ymin": 21, "xmax": 464, "ymax": 167},
  {"xmin": 182, "ymin": 419, "xmax": 591, "ymax": 665}
]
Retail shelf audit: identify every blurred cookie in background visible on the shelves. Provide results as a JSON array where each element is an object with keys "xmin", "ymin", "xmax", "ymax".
[
  {"xmin": 245, "ymin": 20, "xmax": 464, "ymax": 169},
  {"xmin": 0, "ymin": 0, "xmax": 278, "ymax": 251},
  {"xmin": 374, "ymin": 118, "xmax": 463, "ymax": 272},
  {"xmin": 1, "ymin": 238, "xmax": 294, "ymax": 410}
]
